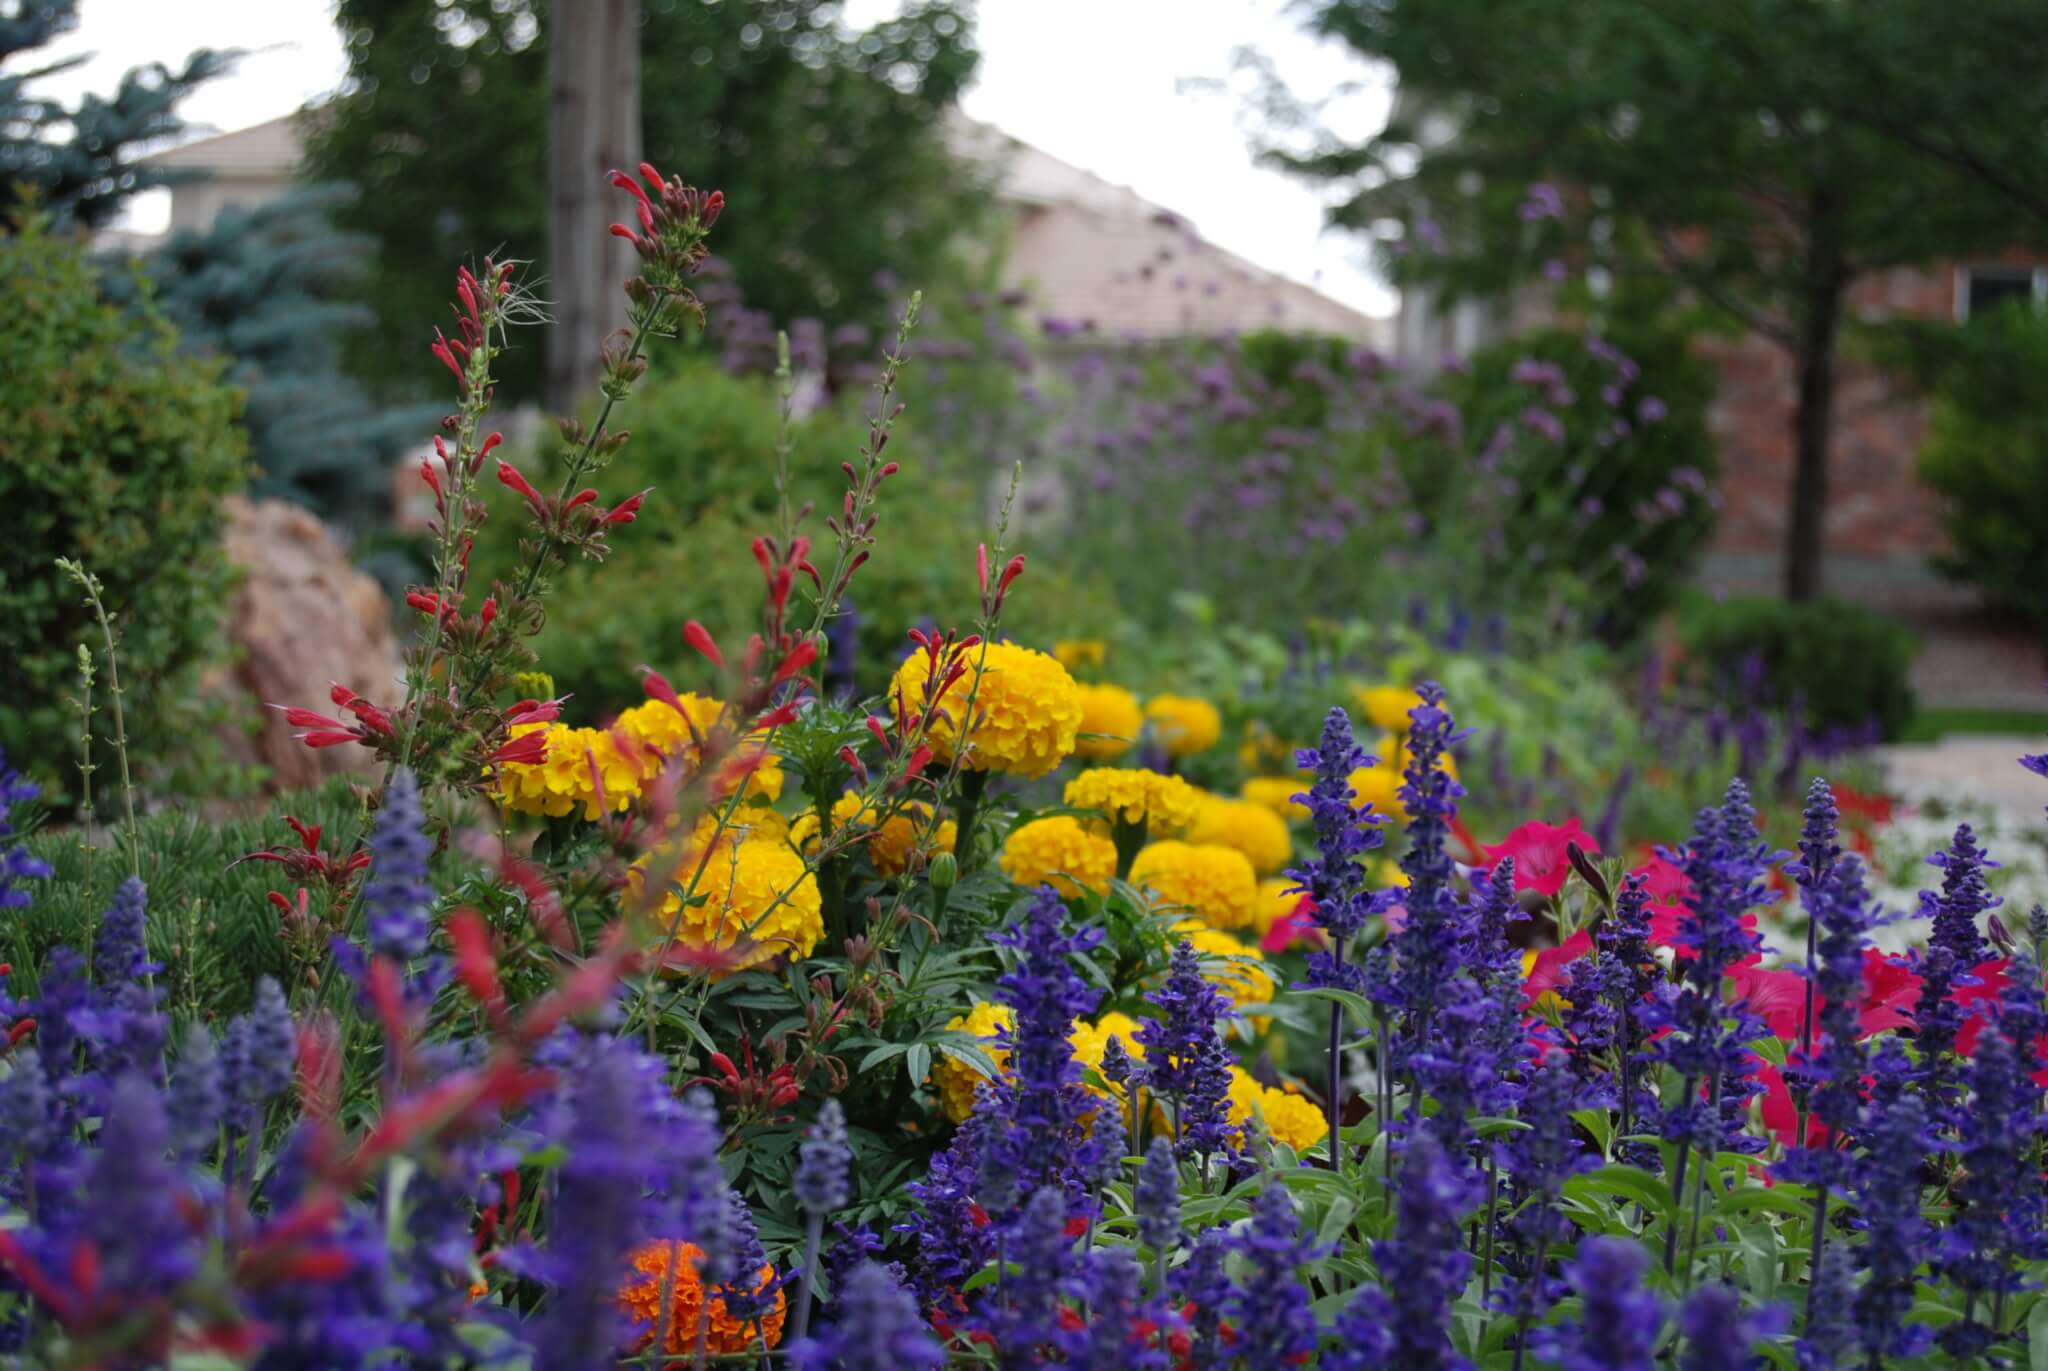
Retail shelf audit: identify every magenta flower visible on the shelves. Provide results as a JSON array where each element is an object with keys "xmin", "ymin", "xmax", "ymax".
[{"xmin": 1484, "ymin": 818, "xmax": 1601, "ymax": 897}]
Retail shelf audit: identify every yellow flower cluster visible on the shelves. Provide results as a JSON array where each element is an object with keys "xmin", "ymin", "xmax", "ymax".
[
  {"xmin": 1054, "ymin": 639, "xmax": 1107, "ymax": 671},
  {"xmin": 1143, "ymin": 694, "xmax": 1221, "ymax": 758},
  {"xmin": 1226, "ymin": 1067, "xmax": 1328, "ymax": 1153},
  {"xmin": 1063, "ymin": 768, "xmax": 1200, "ymax": 835},
  {"xmin": 1186, "ymin": 796, "xmax": 1292, "ymax": 876},
  {"xmin": 619, "ymin": 1241, "xmax": 785, "ymax": 1356},
  {"xmin": 634, "ymin": 830, "xmax": 822, "ymax": 976},
  {"xmin": 892, "ymin": 642, "xmax": 1082, "ymax": 779},
  {"xmin": 1347, "ymin": 745, "xmax": 1457, "ymax": 825},
  {"xmin": 1235, "ymin": 718, "xmax": 1298, "ymax": 775},
  {"xmin": 1354, "ymin": 683, "xmax": 1424, "ymax": 732},
  {"xmin": 1128, "ymin": 841, "xmax": 1259, "ymax": 930},
  {"xmin": 932, "ymin": 1001, "xmax": 1014, "ymax": 1123},
  {"xmin": 999, "ymin": 816, "xmax": 1118, "ymax": 898},
  {"xmin": 1073, "ymin": 683, "xmax": 1143, "ymax": 761},
  {"xmin": 495, "ymin": 693, "xmax": 784, "ymax": 821},
  {"xmin": 1240, "ymin": 775, "xmax": 1309, "ymax": 823},
  {"xmin": 1252, "ymin": 877, "xmax": 1306, "ymax": 941},
  {"xmin": 792, "ymin": 791, "xmax": 955, "ymax": 878}
]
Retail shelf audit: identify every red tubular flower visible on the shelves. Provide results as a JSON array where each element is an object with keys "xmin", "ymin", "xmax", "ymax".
[
  {"xmin": 448, "ymin": 908, "xmax": 507, "ymax": 1023},
  {"xmin": 503, "ymin": 697, "xmax": 564, "ymax": 728},
  {"xmin": 405, "ymin": 590, "xmax": 442, "ymax": 618},
  {"xmin": 682, "ymin": 620, "xmax": 725, "ymax": 669},
  {"xmin": 837, "ymin": 744, "xmax": 869, "ymax": 786},
  {"xmin": 418, "ymin": 459, "xmax": 444, "ymax": 501},
  {"xmin": 488, "ymin": 731, "xmax": 549, "ymax": 767},
  {"xmin": 564, "ymin": 488, "xmax": 599, "ymax": 512},
  {"xmin": 495, "ymin": 459, "xmax": 546, "ymax": 513},
  {"xmin": 598, "ymin": 490, "xmax": 648, "ymax": 527}
]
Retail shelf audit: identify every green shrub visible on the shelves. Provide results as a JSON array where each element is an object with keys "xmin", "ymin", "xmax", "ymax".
[
  {"xmin": 1676, "ymin": 592, "xmax": 1918, "ymax": 738},
  {"xmin": 1443, "ymin": 322, "xmax": 1719, "ymax": 640},
  {"xmin": 0, "ymin": 217, "xmax": 248, "ymax": 797},
  {"xmin": 1912, "ymin": 302, "xmax": 2048, "ymax": 639},
  {"xmin": 473, "ymin": 354, "xmax": 1119, "ymax": 717}
]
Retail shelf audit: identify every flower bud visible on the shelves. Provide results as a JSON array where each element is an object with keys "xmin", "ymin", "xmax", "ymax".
[{"xmin": 927, "ymin": 851, "xmax": 958, "ymax": 894}]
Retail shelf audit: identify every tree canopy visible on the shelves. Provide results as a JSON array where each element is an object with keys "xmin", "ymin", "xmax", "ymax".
[
  {"xmin": 1263, "ymin": 0, "xmax": 2048, "ymax": 599},
  {"xmin": 304, "ymin": 0, "xmax": 987, "ymax": 403}
]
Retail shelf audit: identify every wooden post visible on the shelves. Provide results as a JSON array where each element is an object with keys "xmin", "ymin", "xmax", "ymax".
[{"xmin": 546, "ymin": 0, "xmax": 641, "ymax": 416}]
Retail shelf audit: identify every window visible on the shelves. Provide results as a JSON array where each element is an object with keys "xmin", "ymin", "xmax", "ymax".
[{"xmin": 1955, "ymin": 264, "xmax": 2048, "ymax": 321}]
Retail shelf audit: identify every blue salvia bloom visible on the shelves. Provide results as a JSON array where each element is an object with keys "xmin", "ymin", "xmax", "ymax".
[
  {"xmin": 1676, "ymin": 1282, "xmax": 1779, "ymax": 1370},
  {"xmin": 1543, "ymin": 1236, "xmax": 1664, "ymax": 1371},
  {"xmin": 1138, "ymin": 939, "xmax": 1238, "ymax": 1163},
  {"xmin": 789, "ymin": 1260, "xmax": 945, "ymax": 1371},
  {"xmin": 1327, "ymin": 1288, "xmax": 1400, "ymax": 1370},
  {"xmin": 977, "ymin": 1185, "xmax": 1076, "ymax": 1361},
  {"xmin": 1079, "ymin": 1246, "xmax": 1169, "ymax": 1371},
  {"xmin": 1501, "ymin": 1053, "xmax": 1595, "ymax": 1260},
  {"xmin": 362, "ymin": 766, "xmax": 435, "ymax": 963},
  {"xmin": 1469, "ymin": 860, "xmax": 1533, "ymax": 1083},
  {"xmin": 1408, "ymin": 974, "xmax": 1498, "ymax": 1160},
  {"xmin": 525, "ymin": 1037, "xmax": 662, "ymax": 1371},
  {"xmin": 0, "ymin": 750, "xmax": 51, "ymax": 910},
  {"xmin": 904, "ymin": 1103, "xmax": 997, "ymax": 1304},
  {"xmin": 0, "ymin": 1048, "xmax": 57, "ymax": 1164},
  {"xmin": 795, "ymin": 1097, "xmax": 852, "ymax": 1216},
  {"xmin": 240, "ymin": 976, "xmax": 298, "ymax": 1104},
  {"xmin": 1796, "ymin": 1240, "xmax": 1856, "ymax": 1371},
  {"xmin": 1561, "ymin": 951, "xmax": 1627, "ymax": 1074},
  {"xmin": 1134, "ymin": 1134, "xmax": 1180, "ymax": 1255},
  {"xmin": 1783, "ymin": 779, "xmax": 1841, "ymax": 1118},
  {"xmin": 1993, "ymin": 956, "xmax": 2048, "ymax": 1247},
  {"xmin": 719, "ymin": 1188, "xmax": 783, "ymax": 1330},
  {"xmin": 1288, "ymin": 706, "xmax": 1384, "ymax": 960},
  {"xmin": 1389, "ymin": 682, "xmax": 1471, "ymax": 1074},
  {"xmin": 1599, "ymin": 871, "xmax": 1661, "ymax": 1163},
  {"xmin": 1225, "ymin": 1183, "xmax": 1322, "ymax": 1367},
  {"xmin": 168, "ymin": 1024, "xmax": 223, "ymax": 1163},
  {"xmin": 33, "ymin": 947, "xmax": 90, "ymax": 1082},
  {"xmin": 1791, "ymin": 858, "xmax": 1881, "ymax": 1179},
  {"xmin": 1355, "ymin": 1134, "xmax": 1479, "ymax": 1370},
  {"xmin": 983, "ymin": 885, "xmax": 1109, "ymax": 1201},
  {"xmin": 820, "ymin": 1222, "xmax": 902, "ymax": 1307},
  {"xmin": 1647, "ymin": 782, "xmax": 1773, "ymax": 1155},
  {"xmin": 1174, "ymin": 1226, "xmax": 1232, "ymax": 1371},
  {"xmin": 1910, "ymin": 823, "xmax": 2000, "ymax": 1116},
  {"xmin": 91, "ymin": 876, "xmax": 158, "ymax": 986},
  {"xmin": 1936, "ymin": 1025, "xmax": 2035, "ymax": 1359},
  {"xmin": 1850, "ymin": 1043, "xmax": 1935, "ymax": 1363},
  {"xmin": 80, "ymin": 1072, "xmax": 200, "ymax": 1297},
  {"xmin": 676, "ymin": 1090, "xmax": 737, "ymax": 1286}
]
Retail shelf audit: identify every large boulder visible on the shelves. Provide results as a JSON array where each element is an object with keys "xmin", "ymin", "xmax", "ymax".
[{"xmin": 213, "ymin": 495, "xmax": 405, "ymax": 790}]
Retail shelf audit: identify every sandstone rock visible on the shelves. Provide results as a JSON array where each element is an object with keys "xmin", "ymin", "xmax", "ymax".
[{"xmin": 212, "ymin": 495, "xmax": 405, "ymax": 790}]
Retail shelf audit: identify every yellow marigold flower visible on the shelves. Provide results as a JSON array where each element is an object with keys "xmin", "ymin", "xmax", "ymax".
[
  {"xmin": 1063, "ymin": 768, "xmax": 1201, "ymax": 836},
  {"xmin": 1226, "ymin": 1067, "xmax": 1328, "ymax": 1152},
  {"xmin": 1240, "ymin": 775, "xmax": 1308, "ymax": 823},
  {"xmin": 635, "ymin": 834, "xmax": 822, "ymax": 976},
  {"xmin": 1345, "ymin": 764, "xmax": 1408, "ymax": 823},
  {"xmin": 1174, "ymin": 922, "xmax": 1276, "ymax": 1026},
  {"xmin": 496, "ymin": 724, "xmax": 650, "ymax": 821},
  {"xmin": 619, "ymin": 1240, "xmax": 785, "ymax": 1356},
  {"xmin": 1186, "ymin": 796, "xmax": 1293, "ymax": 876},
  {"xmin": 1071, "ymin": 1010, "xmax": 1148, "ymax": 1125},
  {"xmin": 1144, "ymin": 693, "xmax": 1221, "ymax": 758},
  {"xmin": 1375, "ymin": 858, "xmax": 1411, "ymax": 890},
  {"xmin": 931, "ymin": 1001, "xmax": 1014, "ymax": 1123},
  {"xmin": 1074, "ymin": 683, "xmax": 1143, "ymax": 761},
  {"xmin": 1355, "ymin": 683, "xmax": 1425, "ymax": 733},
  {"xmin": 999, "ymin": 816, "xmax": 1117, "ymax": 898},
  {"xmin": 792, "ymin": 792, "xmax": 955, "ymax": 878},
  {"xmin": 1054, "ymin": 639, "xmax": 1108, "ymax": 670},
  {"xmin": 1129, "ymin": 841, "xmax": 1259, "ymax": 930},
  {"xmin": 891, "ymin": 642, "xmax": 1081, "ymax": 780}
]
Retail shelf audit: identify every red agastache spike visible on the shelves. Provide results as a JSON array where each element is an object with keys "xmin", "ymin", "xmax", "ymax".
[
  {"xmin": 7, "ymin": 1019, "xmax": 35, "ymax": 1045},
  {"xmin": 837, "ymin": 745, "xmax": 869, "ymax": 786},
  {"xmin": 754, "ymin": 700, "xmax": 801, "ymax": 730},
  {"xmin": 504, "ymin": 697, "xmax": 563, "ymax": 727},
  {"xmin": 367, "ymin": 958, "xmax": 410, "ymax": 1050},
  {"xmin": 564, "ymin": 489, "xmax": 599, "ymax": 512},
  {"xmin": 608, "ymin": 223, "xmax": 642, "ymax": 245},
  {"xmin": 641, "ymin": 669, "xmax": 687, "ymax": 717},
  {"xmin": 904, "ymin": 744, "xmax": 934, "ymax": 779},
  {"xmin": 480, "ymin": 596, "xmax": 497, "ymax": 630},
  {"xmin": 879, "ymin": 461, "xmax": 899, "ymax": 477},
  {"xmin": 477, "ymin": 432, "xmax": 503, "ymax": 464},
  {"xmin": 430, "ymin": 329, "xmax": 465, "ymax": 387},
  {"xmin": 976, "ymin": 543, "xmax": 990, "ymax": 595},
  {"xmin": 608, "ymin": 169, "xmax": 653, "ymax": 210},
  {"xmin": 865, "ymin": 714, "xmax": 891, "ymax": 750},
  {"xmin": 418, "ymin": 459, "xmax": 443, "ymax": 501},
  {"xmin": 496, "ymin": 460, "xmax": 545, "ymax": 511},
  {"xmin": 638, "ymin": 161, "xmax": 664, "ymax": 192},
  {"xmin": 0, "ymin": 1234, "xmax": 75, "ymax": 1325},
  {"xmin": 682, "ymin": 620, "xmax": 725, "ymax": 669},
  {"xmin": 448, "ymin": 908, "xmax": 506, "ymax": 1022},
  {"xmin": 750, "ymin": 538, "xmax": 774, "ymax": 578},
  {"xmin": 599, "ymin": 490, "xmax": 647, "ymax": 526},
  {"xmin": 998, "ymin": 555, "xmax": 1026, "ymax": 597},
  {"xmin": 405, "ymin": 590, "xmax": 441, "ymax": 617},
  {"xmin": 279, "ymin": 706, "xmax": 347, "ymax": 732},
  {"xmin": 488, "ymin": 731, "xmax": 548, "ymax": 767},
  {"xmin": 773, "ymin": 638, "xmax": 818, "ymax": 684},
  {"xmin": 455, "ymin": 276, "xmax": 478, "ymax": 327},
  {"xmin": 297, "ymin": 1017, "xmax": 344, "ymax": 1126}
]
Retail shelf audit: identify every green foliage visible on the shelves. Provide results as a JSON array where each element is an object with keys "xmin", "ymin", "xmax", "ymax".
[
  {"xmin": 0, "ymin": 217, "xmax": 248, "ymax": 796},
  {"xmin": 1898, "ymin": 303, "xmax": 2048, "ymax": 639},
  {"xmin": 106, "ymin": 185, "xmax": 437, "ymax": 532},
  {"xmin": 1447, "ymin": 322, "xmax": 1719, "ymax": 638},
  {"xmin": 1677, "ymin": 592, "xmax": 1918, "ymax": 739},
  {"xmin": 0, "ymin": 1, "xmax": 231, "ymax": 231},
  {"xmin": 304, "ymin": 0, "xmax": 986, "ymax": 403}
]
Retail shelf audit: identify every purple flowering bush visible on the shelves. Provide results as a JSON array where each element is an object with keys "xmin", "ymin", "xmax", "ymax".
[{"xmin": 9, "ymin": 164, "xmax": 2048, "ymax": 1370}]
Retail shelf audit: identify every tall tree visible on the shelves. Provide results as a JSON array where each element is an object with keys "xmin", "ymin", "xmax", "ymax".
[
  {"xmin": 1263, "ymin": 0, "xmax": 2043, "ymax": 600},
  {"xmin": 546, "ymin": 0, "xmax": 639, "ymax": 414},
  {"xmin": 1, "ymin": 0, "xmax": 230, "ymax": 231},
  {"xmin": 304, "ymin": 0, "xmax": 985, "ymax": 405}
]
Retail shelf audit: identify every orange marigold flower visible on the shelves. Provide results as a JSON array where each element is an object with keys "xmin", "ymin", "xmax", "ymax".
[{"xmin": 618, "ymin": 1240, "xmax": 785, "ymax": 1356}]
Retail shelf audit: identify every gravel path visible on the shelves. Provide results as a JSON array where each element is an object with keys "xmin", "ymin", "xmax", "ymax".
[{"xmin": 1876, "ymin": 735, "xmax": 2046, "ymax": 827}]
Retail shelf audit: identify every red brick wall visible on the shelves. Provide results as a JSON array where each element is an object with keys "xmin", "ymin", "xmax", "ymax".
[{"xmin": 1699, "ymin": 263, "xmax": 1955, "ymax": 564}]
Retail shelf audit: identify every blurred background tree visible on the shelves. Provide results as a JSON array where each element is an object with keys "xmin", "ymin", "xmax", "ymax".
[
  {"xmin": 0, "ymin": 0, "xmax": 230, "ymax": 231},
  {"xmin": 1255, "ymin": 0, "xmax": 2046, "ymax": 602},
  {"xmin": 304, "ymin": 0, "xmax": 988, "ymax": 407}
]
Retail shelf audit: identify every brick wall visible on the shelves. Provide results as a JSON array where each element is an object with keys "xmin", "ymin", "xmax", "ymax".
[{"xmin": 1699, "ymin": 263, "xmax": 1953, "ymax": 567}]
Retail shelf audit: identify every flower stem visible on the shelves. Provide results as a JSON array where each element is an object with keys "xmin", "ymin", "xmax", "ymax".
[{"xmin": 791, "ymin": 1211, "xmax": 824, "ymax": 1343}]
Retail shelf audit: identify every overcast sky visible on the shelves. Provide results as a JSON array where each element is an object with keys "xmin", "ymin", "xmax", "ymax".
[{"xmin": 27, "ymin": 0, "xmax": 1396, "ymax": 315}]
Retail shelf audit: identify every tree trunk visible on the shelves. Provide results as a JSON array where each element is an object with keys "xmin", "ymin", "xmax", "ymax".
[
  {"xmin": 1783, "ymin": 197, "xmax": 1847, "ymax": 602},
  {"xmin": 546, "ymin": 0, "xmax": 641, "ymax": 416}
]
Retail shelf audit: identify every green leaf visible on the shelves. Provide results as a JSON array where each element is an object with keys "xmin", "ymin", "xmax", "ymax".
[
  {"xmin": 906, "ymin": 1040, "xmax": 932, "ymax": 1089},
  {"xmin": 1565, "ymin": 1165, "xmax": 1675, "ymax": 1223},
  {"xmin": 1298, "ymin": 987, "xmax": 1377, "ymax": 1022},
  {"xmin": 2030, "ymin": 1296, "xmax": 2048, "ymax": 1371}
]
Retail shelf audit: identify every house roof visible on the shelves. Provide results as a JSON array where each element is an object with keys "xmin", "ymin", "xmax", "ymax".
[{"xmin": 142, "ymin": 113, "xmax": 304, "ymax": 175}]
